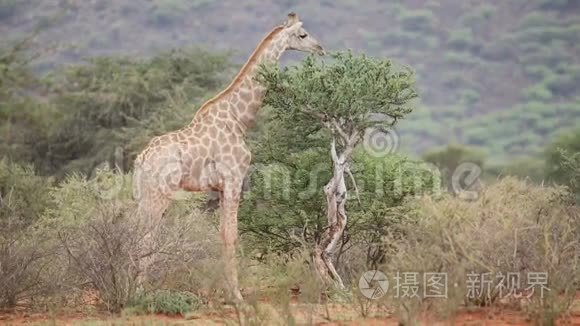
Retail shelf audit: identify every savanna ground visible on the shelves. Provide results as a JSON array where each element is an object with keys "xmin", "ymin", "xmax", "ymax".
[{"xmin": 3, "ymin": 301, "xmax": 579, "ymax": 325}]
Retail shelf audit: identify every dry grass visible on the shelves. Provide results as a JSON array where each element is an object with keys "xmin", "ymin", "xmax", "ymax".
[
  {"xmin": 3, "ymin": 164, "xmax": 579, "ymax": 325},
  {"xmin": 375, "ymin": 177, "xmax": 579, "ymax": 324}
]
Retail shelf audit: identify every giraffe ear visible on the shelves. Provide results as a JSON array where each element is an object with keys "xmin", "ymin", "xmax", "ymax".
[{"xmin": 285, "ymin": 12, "xmax": 300, "ymax": 27}]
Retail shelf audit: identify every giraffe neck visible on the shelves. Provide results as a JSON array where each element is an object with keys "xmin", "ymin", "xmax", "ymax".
[
  {"xmin": 229, "ymin": 34, "xmax": 287, "ymax": 130},
  {"xmin": 190, "ymin": 27, "xmax": 288, "ymax": 133}
]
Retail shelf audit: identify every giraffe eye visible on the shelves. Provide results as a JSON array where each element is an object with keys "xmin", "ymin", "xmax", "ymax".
[{"xmin": 299, "ymin": 33, "xmax": 308, "ymax": 39}]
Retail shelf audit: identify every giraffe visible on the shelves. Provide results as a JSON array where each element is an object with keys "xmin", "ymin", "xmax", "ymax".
[{"xmin": 132, "ymin": 12, "xmax": 325, "ymax": 302}]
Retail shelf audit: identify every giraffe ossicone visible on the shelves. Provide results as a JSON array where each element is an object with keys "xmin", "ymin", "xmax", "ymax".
[{"xmin": 133, "ymin": 12, "xmax": 325, "ymax": 302}]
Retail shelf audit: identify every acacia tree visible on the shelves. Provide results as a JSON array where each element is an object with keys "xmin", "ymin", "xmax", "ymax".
[{"xmin": 257, "ymin": 51, "xmax": 418, "ymax": 287}]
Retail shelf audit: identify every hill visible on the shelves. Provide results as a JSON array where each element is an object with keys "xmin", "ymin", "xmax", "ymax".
[{"xmin": 2, "ymin": 0, "xmax": 580, "ymax": 163}]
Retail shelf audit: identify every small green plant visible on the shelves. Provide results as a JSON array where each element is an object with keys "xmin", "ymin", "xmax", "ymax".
[{"xmin": 131, "ymin": 289, "xmax": 202, "ymax": 315}]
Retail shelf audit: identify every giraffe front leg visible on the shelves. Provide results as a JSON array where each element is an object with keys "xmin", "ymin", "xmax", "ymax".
[{"xmin": 219, "ymin": 186, "xmax": 243, "ymax": 303}]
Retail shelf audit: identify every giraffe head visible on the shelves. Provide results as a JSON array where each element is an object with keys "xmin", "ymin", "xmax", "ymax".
[{"xmin": 282, "ymin": 12, "xmax": 326, "ymax": 56}]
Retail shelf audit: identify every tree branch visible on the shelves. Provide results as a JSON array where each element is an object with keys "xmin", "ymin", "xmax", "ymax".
[
  {"xmin": 345, "ymin": 165, "xmax": 364, "ymax": 212},
  {"xmin": 331, "ymin": 119, "xmax": 349, "ymax": 143},
  {"xmin": 330, "ymin": 137, "xmax": 339, "ymax": 164}
]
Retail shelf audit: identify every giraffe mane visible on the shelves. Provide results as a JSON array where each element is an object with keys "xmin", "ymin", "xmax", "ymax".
[{"xmin": 192, "ymin": 25, "xmax": 285, "ymax": 120}]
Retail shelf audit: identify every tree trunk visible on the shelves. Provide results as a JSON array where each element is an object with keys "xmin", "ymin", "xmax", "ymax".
[{"xmin": 313, "ymin": 136, "xmax": 355, "ymax": 289}]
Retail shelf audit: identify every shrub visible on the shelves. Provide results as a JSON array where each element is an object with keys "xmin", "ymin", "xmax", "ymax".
[
  {"xmin": 381, "ymin": 178, "xmax": 579, "ymax": 323},
  {"xmin": 485, "ymin": 158, "xmax": 545, "ymax": 183},
  {"xmin": 545, "ymin": 128, "xmax": 580, "ymax": 197},
  {"xmin": 0, "ymin": 160, "xmax": 55, "ymax": 309},
  {"xmin": 44, "ymin": 168, "xmax": 218, "ymax": 312},
  {"xmin": 56, "ymin": 201, "xmax": 143, "ymax": 312},
  {"xmin": 40, "ymin": 47, "xmax": 231, "ymax": 177},
  {"xmin": 130, "ymin": 289, "xmax": 202, "ymax": 315},
  {"xmin": 422, "ymin": 144, "xmax": 486, "ymax": 194}
]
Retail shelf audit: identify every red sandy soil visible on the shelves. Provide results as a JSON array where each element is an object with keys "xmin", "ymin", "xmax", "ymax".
[
  {"xmin": 2, "ymin": 292, "xmax": 580, "ymax": 325},
  {"xmin": 1, "ymin": 307, "xmax": 580, "ymax": 325}
]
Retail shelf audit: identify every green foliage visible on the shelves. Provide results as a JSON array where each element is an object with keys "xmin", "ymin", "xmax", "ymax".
[
  {"xmin": 422, "ymin": 144, "xmax": 486, "ymax": 190},
  {"xmin": 240, "ymin": 149, "xmax": 440, "ymax": 257},
  {"xmin": 0, "ymin": 35, "xmax": 36, "ymax": 105},
  {"xmin": 423, "ymin": 144, "xmax": 486, "ymax": 172},
  {"xmin": 545, "ymin": 128, "xmax": 580, "ymax": 196},
  {"xmin": 0, "ymin": 35, "xmax": 53, "ymax": 171},
  {"xmin": 11, "ymin": 47, "xmax": 232, "ymax": 177},
  {"xmin": 485, "ymin": 158, "xmax": 545, "ymax": 183},
  {"xmin": 0, "ymin": 159, "xmax": 55, "ymax": 308},
  {"xmin": 241, "ymin": 51, "xmax": 429, "ymax": 259},
  {"xmin": 542, "ymin": 71, "xmax": 579, "ymax": 97},
  {"xmin": 257, "ymin": 51, "xmax": 417, "ymax": 133},
  {"xmin": 130, "ymin": 290, "xmax": 202, "ymax": 315},
  {"xmin": 0, "ymin": 159, "xmax": 53, "ymax": 226},
  {"xmin": 523, "ymin": 83, "xmax": 553, "ymax": 101}
]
